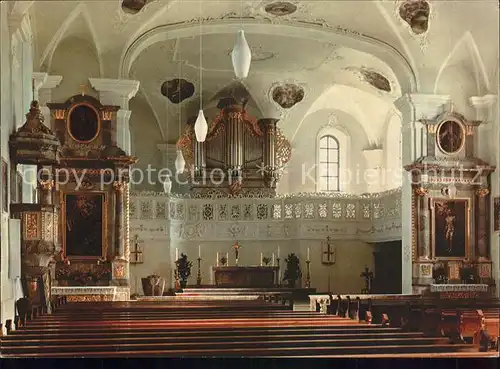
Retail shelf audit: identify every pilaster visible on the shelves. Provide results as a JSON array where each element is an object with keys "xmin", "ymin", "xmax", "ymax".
[
  {"xmin": 362, "ymin": 148, "xmax": 384, "ymax": 193},
  {"xmin": 470, "ymin": 94, "xmax": 499, "ymax": 296},
  {"xmin": 88, "ymin": 78, "xmax": 140, "ymax": 155},
  {"xmin": 395, "ymin": 93, "xmax": 451, "ymax": 294}
]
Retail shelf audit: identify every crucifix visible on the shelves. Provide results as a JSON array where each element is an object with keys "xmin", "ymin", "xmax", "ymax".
[
  {"xmin": 321, "ymin": 236, "xmax": 336, "ymax": 293},
  {"xmin": 360, "ymin": 266, "xmax": 374, "ymax": 294},
  {"xmin": 322, "ymin": 236, "xmax": 336, "ymax": 265},
  {"xmin": 79, "ymin": 84, "xmax": 88, "ymax": 96}
]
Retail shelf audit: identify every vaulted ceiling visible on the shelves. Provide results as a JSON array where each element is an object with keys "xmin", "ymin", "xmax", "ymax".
[{"xmin": 10, "ymin": 0, "xmax": 499, "ymax": 144}]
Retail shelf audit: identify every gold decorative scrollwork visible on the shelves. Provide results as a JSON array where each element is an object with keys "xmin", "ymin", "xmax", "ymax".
[
  {"xmin": 276, "ymin": 128, "xmax": 292, "ymax": 165},
  {"xmin": 475, "ymin": 188, "xmax": 490, "ymax": 197},
  {"xmin": 414, "ymin": 187, "xmax": 429, "ymax": 197},
  {"xmin": 113, "ymin": 181, "xmax": 125, "ymax": 192},
  {"xmin": 54, "ymin": 109, "xmax": 65, "ymax": 120},
  {"xmin": 39, "ymin": 180, "xmax": 54, "ymax": 190},
  {"xmin": 25, "ymin": 212, "xmax": 40, "ymax": 240},
  {"xmin": 102, "ymin": 110, "xmax": 113, "ymax": 121},
  {"xmin": 427, "ymin": 124, "xmax": 437, "ymax": 134},
  {"xmin": 465, "ymin": 125, "xmax": 475, "ymax": 136}
]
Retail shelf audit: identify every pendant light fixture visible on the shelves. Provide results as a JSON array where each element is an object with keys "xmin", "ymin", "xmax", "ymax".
[
  {"xmin": 231, "ymin": 1, "xmax": 251, "ymax": 80},
  {"xmin": 231, "ymin": 29, "xmax": 252, "ymax": 79},
  {"xmin": 163, "ymin": 100, "xmax": 172, "ymax": 194},
  {"xmin": 194, "ymin": 0, "xmax": 208, "ymax": 142},
  {"xmin": 175, "ymin": 37, "xmax": 186, "ymax": 174}
]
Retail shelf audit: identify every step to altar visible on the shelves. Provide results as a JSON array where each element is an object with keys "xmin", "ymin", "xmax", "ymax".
[{"xmin": 136, "ymin": 295, "xmax": 262, "ymax": 301}]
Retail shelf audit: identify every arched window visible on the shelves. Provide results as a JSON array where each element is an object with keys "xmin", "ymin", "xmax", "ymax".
[{"xmin": 318, "ymin": 135, "xmax": 340, "ymax": 192}]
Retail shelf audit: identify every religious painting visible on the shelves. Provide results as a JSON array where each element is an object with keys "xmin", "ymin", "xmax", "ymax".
[
  {"xmin": 2, "ymin": 159, "xmax": 8, "ymax": 212},
  {"xmin": 62, "ymin": 192, "xmax": 107, "ymax": 259},
  {"xmin": 436, "ymin": 120, "xmax": 465, "ymax": 155},
  {"xmin": 430, "ymin": 199, "xmax": 469, "ymax": 259},
  {"xmin": 494, "ymin": 197, "xmax": 500, "ymax": 232},
  {"xmin": 321, "ymin": 236, "xmax": 336, "ymax": 265},
  {"xmin": 67, "ymin": 103, "xmax": 100, "ymax": 143}
]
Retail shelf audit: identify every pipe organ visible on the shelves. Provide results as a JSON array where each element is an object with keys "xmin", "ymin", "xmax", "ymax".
[{"xmin": 177, "ymin": 99, "xmax": 291, "ymax": 196}]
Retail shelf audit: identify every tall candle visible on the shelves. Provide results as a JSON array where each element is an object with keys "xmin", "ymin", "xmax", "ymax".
[
  {"xmin": 272, "ymin": 253, "xmax": 275, "ymax": 266},
  {"xmin": 307, "ymin": 247, "xmax": 310, "ymax": 260},
  {"xmin": 277, "ymin": 246, "xmax": 280, "ymax": 259},
  {"xmin": 260, "ymin": 253, "xmax": 263, "ymax": 266},
  {"xmin": 176, "ymin": 248, "xmax": 179, "ymax": 261},
  {"xmin": 226, "ymin": 253, "xmax": 229, "ymax": 265},
  {"xmin": 198, "ymin": 245, "xmax": 201, "ymax": 258},
  {"xmin": 216, "ymin": 252, "xmax": 219, "ymax": 267},
  {"xmin": 210, "ymin": 266, "xmax": 214, "ymax": 285}
]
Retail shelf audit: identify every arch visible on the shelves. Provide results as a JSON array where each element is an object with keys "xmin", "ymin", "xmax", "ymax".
[
  {"xmin": 119, "ymin": 21, "xmax": 417, "ymax": 94},
  {"xmin": 316, "ymin": 124, "xmax": 350, "ymax": 193},
  {"xmin": 40, "ymin": 3, "xmax": 103, "ymax": 77},
  {"xmin": 434, "ymin": 31, "xmax": 490, "ymax": 95}
]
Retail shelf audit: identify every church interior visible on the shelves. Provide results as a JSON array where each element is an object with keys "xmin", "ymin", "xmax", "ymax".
[{"xmin": 0, "ymin": 0, "xmax": 499, "ymax": 358}]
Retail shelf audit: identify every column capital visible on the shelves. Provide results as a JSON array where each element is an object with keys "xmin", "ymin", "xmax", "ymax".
[
  {"xmin": 9, "ymin": 12, "xmax": 32, "ymax": 43},
  {"xmin": 89, "ymin": 78, "xmax": 140, "ymax": 100},
  {"xmin": 469, "ymin": 94, "xmax": 498, "ymax": 123},
  {"xmin": 32, "ymin": 73, "xmax": 62, "ymax": 91},
  {"xmin": 395, "ymin": 93, "xmax": 451, "ymax": 122}
]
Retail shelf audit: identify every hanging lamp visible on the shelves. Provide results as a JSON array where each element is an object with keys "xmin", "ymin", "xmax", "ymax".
[
  {"xmin": 194, "ymin": 2, "xmax": 208, "ymax": 142},
  {"xmin": 175, "ymin": 37, "xmax": 186, "ymax": 174},
  {"xmin": 231, "ymin": 29, "xmax": 252, "ymax": 79}
]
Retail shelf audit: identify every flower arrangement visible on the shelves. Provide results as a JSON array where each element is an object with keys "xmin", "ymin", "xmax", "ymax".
[
  {"xmin": 262, "ymin": 256, "xmax": 271, "ymax": 266},
  {"xmin": 175, "ymin": 253, "xmax": 193, "ymax": 288},
  {"xmin": 220, "ymin": 256, "xmax": 228, "ymax": 266}
]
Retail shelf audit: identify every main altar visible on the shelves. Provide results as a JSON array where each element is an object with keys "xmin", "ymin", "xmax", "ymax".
[{"xmin": 213, "ymin": 266, "xmax": 279, "ymax": 288}]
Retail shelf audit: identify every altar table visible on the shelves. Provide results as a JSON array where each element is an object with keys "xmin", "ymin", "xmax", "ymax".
[
  {"xmin": 213, "ymin": 266, "xmax": 279, "ymax": 288},
  {"xmin": 51, "ymin": 286, "xmax": 130, "ymax": 302}
]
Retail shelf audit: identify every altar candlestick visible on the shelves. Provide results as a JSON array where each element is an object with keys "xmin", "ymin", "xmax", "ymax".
[
  {"xmin": 272, "ymin": 253, "xmax": 275, "ymax": 266},
  {"xmin": 210, "ymin": 267, "xmax": 214, "ymax": 285},
  {"xmin": 198, "ymin": 245, "xmax": 201, "ymax": 258},
  {"xmin": 216, "ymin": 252, "xmax": 219, "ymax": 267},
  {"xmin": 307, "ymin": 247, "xmax": 310, "ymax": 261},
  {"xmin": 176, "ymin": 248, "xmax": 179, "ymax": 261},
  {"xmin": 260, "ymin": 253, "xmax": 263, "ymax": 266}
]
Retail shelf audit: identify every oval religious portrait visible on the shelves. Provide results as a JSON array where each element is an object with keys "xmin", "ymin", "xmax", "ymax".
[
  {"xmin": 436, "ymin": 120, "xmax": 465, "ymax": 155},
  {"xmin": 67, "ymin": 104, "xmax": 100, "ymax": 143}
]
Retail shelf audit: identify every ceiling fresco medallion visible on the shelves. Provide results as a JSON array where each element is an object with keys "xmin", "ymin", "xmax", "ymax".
[
  {"xmin": 121, "ymin": 0, "xmax": 148, "ymax": 14},
  {"xmin": 399, "ymin": 0, "xmax": 430, "ymax": 35},
  {"xmin": 359, "ymin": 69, "xmax": 391, "ymax": 92},
  {"xmin": 227, "ymin": 46, "xmax": 275, "ymax": 62},
  {"xmin": 272, "ymin": 83, "xmax": 305, "ymax": 109},
  {"xmin": 161, "ymin": 78, "xmax": 195, "ymax": 104},
  {"xmin": 264, "ymin": 2, "xmax": 298, "ymax": 16}
]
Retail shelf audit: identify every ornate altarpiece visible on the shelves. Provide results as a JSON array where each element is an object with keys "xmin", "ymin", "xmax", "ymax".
[
  {"xmin": 44, "ymin": 94, "xmax": 137, "ymax": 300},
  {"xmin": 406, "ymin": 111, "xmax": 496, "ymax": 293}
]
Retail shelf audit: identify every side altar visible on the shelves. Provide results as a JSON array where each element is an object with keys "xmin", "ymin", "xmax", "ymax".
[{"xmin": 213, "ymin": 266, "xmax": 279, "ymax": 288}]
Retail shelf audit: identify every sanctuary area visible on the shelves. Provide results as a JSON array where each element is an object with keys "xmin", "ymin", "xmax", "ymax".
[{"xmin": 0, "ymin": 0, "xmax": 499, "ymax": 358}]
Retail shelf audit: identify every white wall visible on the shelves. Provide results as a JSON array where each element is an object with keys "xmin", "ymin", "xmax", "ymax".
[
  {"xmin": 1, "ymin": 4, "xmax": 35, "ymax": 329},
  {"xmin": 282, "ymin": 109, "xmax": 370, "ymax": 194}
]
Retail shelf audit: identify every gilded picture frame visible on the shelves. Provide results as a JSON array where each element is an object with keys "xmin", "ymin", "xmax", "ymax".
[
  {"xmin": 436, "ymin": 119, "xmax": 465, "ymax": 155},
  {"xmin": 430, "ymin": 198, "xmax": 470, "ymax": 260},
  {"xmin": 66, "ymin": 102, "xmax": 101, "ymax": 143},
  {"xmin": 61, "ymin": 191, "xmax": 107, "ymax": 260}
]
